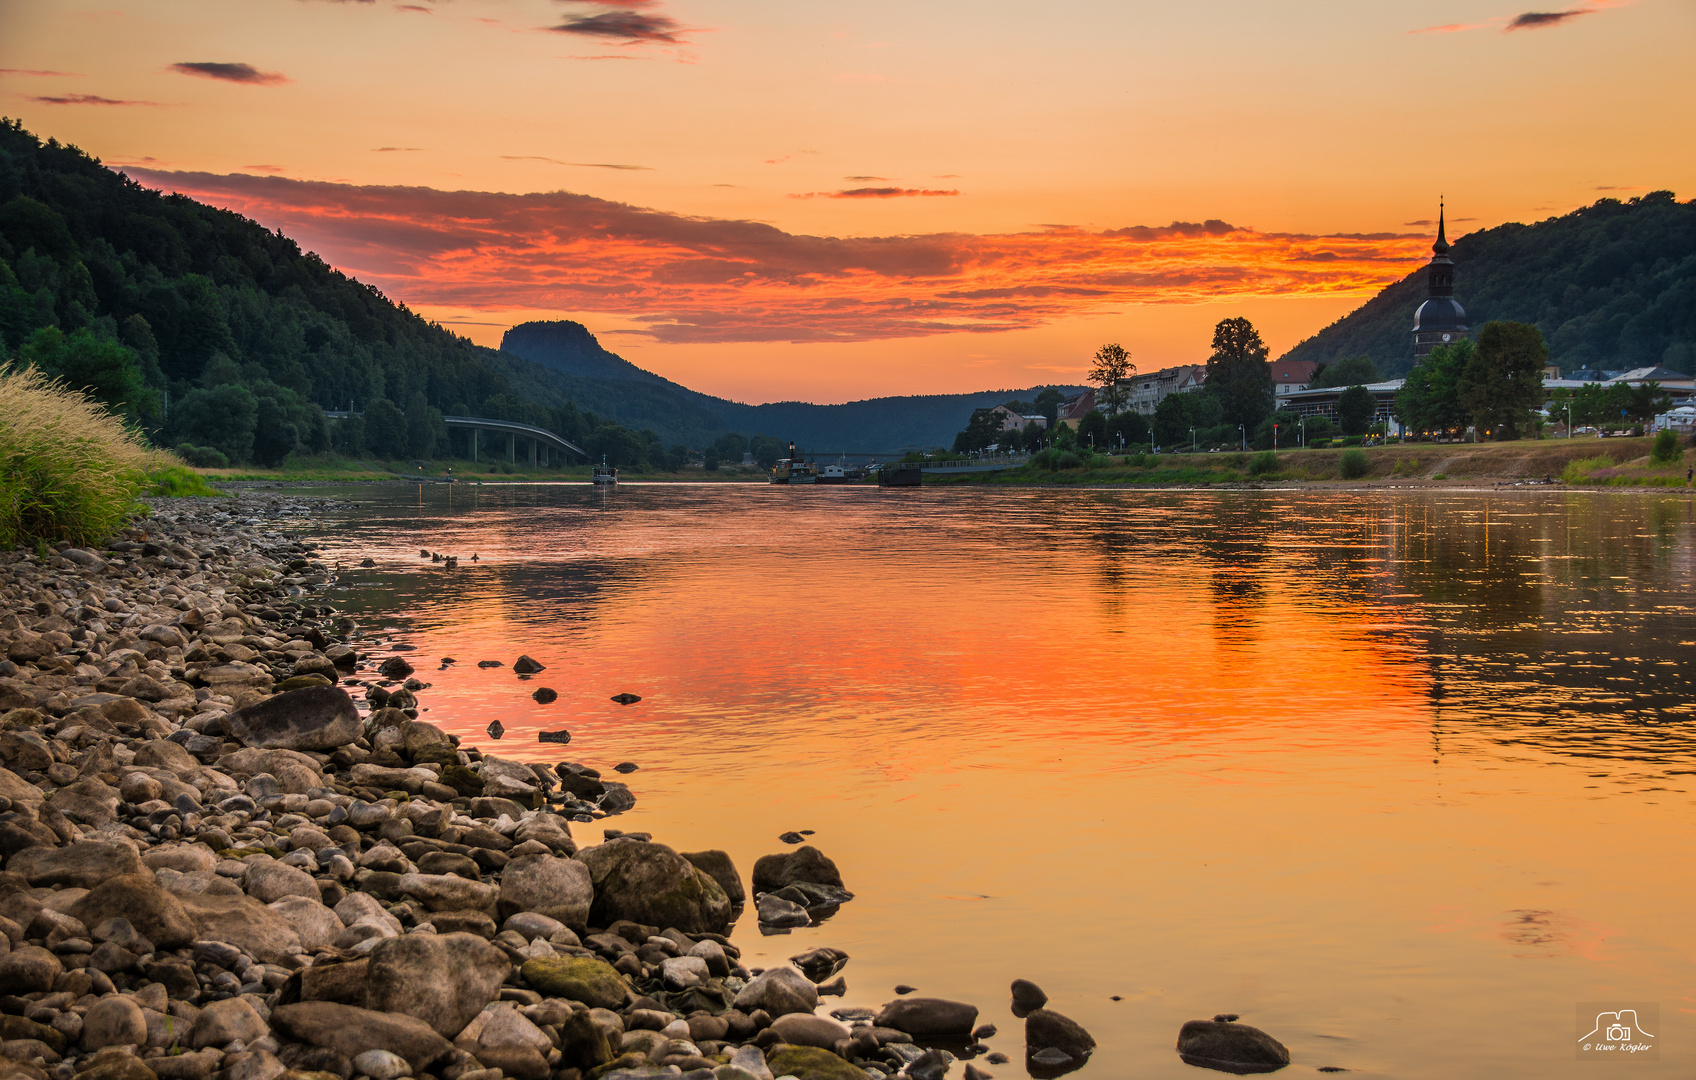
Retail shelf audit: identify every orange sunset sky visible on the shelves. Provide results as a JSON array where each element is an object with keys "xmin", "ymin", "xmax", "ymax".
[{"xmin": 2, "ymin": 0, "xmax": 1690, "ymax": 403}]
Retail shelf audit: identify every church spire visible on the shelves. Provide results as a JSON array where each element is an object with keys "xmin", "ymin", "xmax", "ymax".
[{"xmin": 1433, "ymin": 199, "xmax": 1449, "ymax": 254}]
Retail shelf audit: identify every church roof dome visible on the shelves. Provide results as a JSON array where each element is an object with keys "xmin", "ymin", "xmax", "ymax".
[{"xmin": 1414, "ymin": 296, "xmax": 1467, "ymax": 331}]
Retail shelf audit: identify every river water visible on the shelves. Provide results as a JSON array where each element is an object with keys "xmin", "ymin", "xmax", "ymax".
[{"xmin": 295, "ymin": 482, "xmax": 1696, "ymax": 1078}]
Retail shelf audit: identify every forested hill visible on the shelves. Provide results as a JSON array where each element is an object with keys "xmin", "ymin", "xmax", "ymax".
[
  {"xmin": 500, "ymin": 319, "xmax": 1083, "ymax": 451},
  {"xmin": 1281, "ymin": 192, "xmax": 1696, "ymax": 378},
  {"xmin": 0, "ymin": 119, "xmax": 1072, "ymax": 459}
]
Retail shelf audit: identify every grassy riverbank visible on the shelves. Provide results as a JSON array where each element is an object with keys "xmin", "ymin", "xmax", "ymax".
[
  {"xmin": 196, "ymin": 454, "xmax": 769, "ymax": 484},
  {"xmin": 930, "ymin": 436, "xmax": 1694, "ymax": 487}
]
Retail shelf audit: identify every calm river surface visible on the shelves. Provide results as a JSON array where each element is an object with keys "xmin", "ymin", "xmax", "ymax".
[{"xmin": 295, "ymin": 482, "xmax": 1696, "ymax": 1079}]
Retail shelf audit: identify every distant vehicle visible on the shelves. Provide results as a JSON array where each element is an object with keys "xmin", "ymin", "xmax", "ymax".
[
  {"xmin": 769, "ymin": 441, "xmax": 819, "ymax": 484},
  {"xmin": 592, "ymin": 457, "xmax": 617, "ymax": 485},
  {"xmin": 818, "ymin": 461, "xmax": 865, "ymax": 484}
]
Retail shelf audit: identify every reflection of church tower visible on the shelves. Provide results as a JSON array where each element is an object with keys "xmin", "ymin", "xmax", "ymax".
[{"xmin": 1412, "ymin": 202, "xmax": 1468, "ymax": 358}]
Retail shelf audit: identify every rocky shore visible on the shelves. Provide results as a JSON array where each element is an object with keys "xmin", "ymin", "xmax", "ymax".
[{"xmin": 0, "ymin": 492, "xmax": 1289, "ymax": 1080}]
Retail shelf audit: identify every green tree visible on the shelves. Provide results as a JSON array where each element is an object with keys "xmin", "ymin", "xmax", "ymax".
[
  {"xmin": 1152, "ymin": 389, "xmax": 1223, "ymax": 447},
  {"xmin": 1336, "ymin": 385, "xmax": 1377, "ymax": 435},
  {"xmin": 1076, "ymin": 409, "xmax": 1109, "ymax": 449},
  {"xmin": 1310, "ymin": 354, "xmax": 1381, "ymax": 389},
  {"xmin": 1109, "ymin": 410, "xmax": 1149, "ymax": 447},
  {"xmin": 252, "ymin": 397, "xmax": 300, "ymax": 467},
  {"xmin": 1394, "ymin": 341, "xmax": 1472, "ymax": 438},
  {"xmin": 1460, "ymin": 321, "xmax": 1549, "ymax": 439},
  {"xmin": 1088, "ymin": 343, "xmax": 1133, "ymax": 417},
  {"xmin": 586, "ymin": 423, "xmax": 645, "ymax": 469},
  {"xmin": 1204, "ymin": 317, "xmax": 1273, "ymax": 429},
  {"xmin": 364, "ymin": 397, "xmax": 408, "ymax": 458},
  {"xmin": 404, "ymin": 391, "xmax": 443, "ymax": 458},
  {"xmin": 1034, "ymin": 387, "xmax": 1065, "ymax": 426},
  {"xmin": 749, "ymin": 434, "xmax": 786, "ymax": 468},
  {"xmin": 174, "ymin": 384, "xmax": 258, "ymax": 463},
  {"xmin": 19, "ymin": 326, "xmax": 154, "ymax": 418},
  {"xmin": 952, "ymin": 409, "xmax": 1003, "ymax": 453}
]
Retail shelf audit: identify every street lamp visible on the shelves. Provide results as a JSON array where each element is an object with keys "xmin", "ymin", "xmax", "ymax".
[
  {"xmin": 1238, "ymin": 424, "xmax": 1245, "ymax": 452},
  {"xmin": 1299, "ymin": 414, "xmax": 1306, "ymax": 449},
  {"xmin": 1189, "ymin": 426, "xmax": 1196, "ymax": 452},
  {"xmin": 1565, "ymin": 399, "xmax": 1572, "ymax": 438}
]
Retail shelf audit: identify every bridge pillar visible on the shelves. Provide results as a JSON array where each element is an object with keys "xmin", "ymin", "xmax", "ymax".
[
  {"xmin": 507, "ymin": 433, "xmax": 515, "ymax": 464},
  {"xmin": 529, "ymin": 438, "xmax": 537, "ymax": 467},
  {"xmin": 470, "ymin": 428, "xmax": 478, "ymax": 463}
]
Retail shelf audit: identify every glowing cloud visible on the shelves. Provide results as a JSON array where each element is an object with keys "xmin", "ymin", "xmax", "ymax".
[
  {"xmin": 171, "ymin": 62, "xmax": 289, "ymax": 85},
  {"xmin": 1506, "ymin": 8, "xmax": 1593, "ymax": 29},
  {"xmin": 121, "ymin": 169, "xmax": 1436, "ymax": 346},
  {"xmin": 0, "ymin": 69, "xmax": 83, "ymax": 77},
  {"xmin": 548, "ymin": 10, "xmax": 687, "ymax": 44},
  {"xmin": 500, "ymin": 155, "xmax": 653, "ymax": 170}
]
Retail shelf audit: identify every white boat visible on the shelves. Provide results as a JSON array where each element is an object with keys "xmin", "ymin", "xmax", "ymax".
[{"xmin": 591, "ymin": 457, "xmax": 617, "ymax": 485}]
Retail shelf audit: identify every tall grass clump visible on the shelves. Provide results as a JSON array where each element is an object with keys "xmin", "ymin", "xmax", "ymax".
[
  {"xmin": 1249, "ymin": 451, "xmax": 1279, "ymax": 476},
  {"xmin": 1339, "ymin": 449, "xmax": 1370, "ymax": 479},
  {"xmin": 0, "ymin": 364, "xmax": 163, "ymax": 548}
]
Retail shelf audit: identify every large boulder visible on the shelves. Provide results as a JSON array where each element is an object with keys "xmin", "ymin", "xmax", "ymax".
[
  {"xmin": 397, "ymin": 873, "xmax": 499, "ymax": 913},
  {"xmin": 0, "ymin": 946, "xmax": 61, "ymax": 994},
  {"xmin": 177, "ymin": 892, "xmax": 303, "ymax": 964},
  {"xmin": 188, "ymin": 998, "xmax": 269, "ymax": 1050},
  {"xmin": 876, "ymin": 998, "xmax": 978, "ymax": 1040},
  {"xmin": 752, "ymin": 845, "xmax": 843, "ymax": 893},
  {"xmin": 216, "ymin": 748, "xmax": 325, "ymax": 794},
  {"xmin": 1175, "ymin": 1019, "xmax": 1288, "ymax": 1071},
  {"xmin": 9, "ymin": 841, "xmax": 143, "ymax": 888},
  {"xmin": 1027, "ymin": 1008, "xmax": 1095, "ymax": 1058},
  {"xmin": 270, "ymin": 1002, "xmax": 451, "ymax": 1072},
  {"xmin": 497, "ymin": 854, "xmax": 592, "ymax": 930},
  {"xmin": 245, "ymin": 861, "xmax": 320, "ymax": 904},
  {"xmin": 267, "ymin": 896, "xmax": 343, "ymax": 951},
  {"xmin": 71, "ymin": 874, "xmax": 195, "ymax": 949},
  {"xmin": 518, "ymin": 956, "xmax": 630, "ymax": 1010},
  {"xmin": 574, "ymin": 839, "xmax": 731, "ymax": 935},
  {"xmin": 365, "ymin": 933, "xmax": 511, "ymax": 1037},
  {"xmin": 81, "ymin": 996, "xmax": 147, "ymax": 1051},
  {"xmin": 680, "ymin": 849, "xmax": 744, "ymax": 904},
  {"xmin": 226, "ymin": 686, "xmax": 361, "ymax": 751},
  {"xmin": 733, "ymin": 966, "xmax": 818, "ymax": 1018}
]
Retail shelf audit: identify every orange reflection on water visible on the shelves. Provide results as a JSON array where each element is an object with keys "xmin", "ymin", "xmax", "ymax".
[{"xmin": 306, "ymin": 485, "xmax": 1696, "ymax": 1079}]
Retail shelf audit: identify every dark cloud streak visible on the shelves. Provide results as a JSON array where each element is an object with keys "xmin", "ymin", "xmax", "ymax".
[
  {"xmin": 30, "ymin": 93, "xmax": 158, "ymax": 106},
  {"xmin": 548, "ymin": 11, "xmax": 686, "ymax": 43},
  {"xmin": 171, "ymin": 62, "xmax": 288, "ymax": 85}
]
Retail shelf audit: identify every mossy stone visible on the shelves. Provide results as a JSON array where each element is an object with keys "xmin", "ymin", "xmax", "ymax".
[
  {"xmin": 438, "ymin": 764, "xmax": 484, "ymax": 796},
  {"xmin": 765, "ymin": 1046, "xmax": 867, "ymax": 1080},
  {"xmin": 519, "ymin": 956, "xmax": 630, "ymax": 1009}
]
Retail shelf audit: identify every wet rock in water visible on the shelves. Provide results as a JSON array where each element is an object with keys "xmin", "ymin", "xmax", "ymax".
[
  {"xmin": 532, "ymin": 688, "xmax": 558, "ymax": 704},
  {"xmin": 765, "ymin": 1046, "xmax": 868, "ymax": 1080},
  {"xmin": 610, "ymin": 693, "xmax": 641, "ymax": 705},
  {"xmin": 790, "ymin": 947, "xmax": 850, "ymax": 982},
  {"xmin": 613, "ymin": 761, "xmax": 638, "ymax": 773},
  {"xmin": 478, "ymin": 660, "xmax": 504, "ymax": 669},
  {"xmin": 752, "ymin": 844, "xmax": 846, "ymax": 898},
  {"xmin": 1213, "ymin": 1013, "xmax": 1239, "ymax": 1023},
  {"xmin": 1175, "ymin": 1019, "xmax": 1290, "ymax": 1072},
  {"xmin": 963, "ymin": 1065, "xmax": 993, "ymax": 1080},
  {"xmin": 361, "ymin": 558, "xmax": 377, "ymax": 567},
  {"xmin": 779, "ymin": 831, "xmax": 805, "ymax": 844},
  {"xmin": 1026, "ymin": 1008, "xmax": 1094, "ymax": 1061},
  {"xmin": 733, "ymin": 965, "xmax": 820, "ymax": 1017},
  {"xmin": 1011, "ymin": 978, "xmax": 1048, "ymax": 1016},
  {"xmin": 518, "ymin": 956, "xmax": 630, "ymax": 1009},
  {"xmin": 577, "ymin": 838, "xmax": 732, "ymax": 934},
  {"xmin": 757, "ymin": 893, "xmax": 810, "ymax": 929},
  {"xmin": 1029, "ymin": 1047, "xmax": 1073, "ymax": 1066},
  {"xmin": 365, "ymin": 932, "xmax": 512, "ymax": 1036},
  {"xmin": 906, "ymin": 1049, "xmax": 953, "ymax": 1080},
  {"xmin": 537, "ymin": 730, "xmax": 570, "ymax": 746},
  {"xmin": 513, "ymin": 655, "xmax": 546, "ymax": 674},
  {"xmin": 985, "ymin": 1052, "xmax": 1009, "ymax": 1065},
  {"xmin": 680, "ymin": 849, "xmax": 743, "ymax": 905},
  {"xmin": 894, "ymin": 984, "xmax": 917, "ymax": 995},
  {"xmin": 877, "ymin": 997, "xmax": 979, "ymax": 1040},
  {"xmin": 817, "ymin": 974, "xmax": 847, "ymax": 997},
  {"xmin": 378, "ymin": 656, "xmax": 415, "ymax": 680},
  {"xmin": 973, "ymin": 1023, "xmax": 998, "ymax": 1040},
  {"xmin": 226, "ymin": 684, "xmax": 362, "ymax": 750},
  {"xmin": 486, "ymin": 719, "xmax": 504, "ymax": 739}
]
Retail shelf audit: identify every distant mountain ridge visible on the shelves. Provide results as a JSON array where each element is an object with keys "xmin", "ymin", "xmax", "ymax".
[
  {"xmin": 500, "ymin": 320, "xmax": 1082, "ymax": 451},
  {"xmin": 1281, "ymin": 192, "xmax": 1696, "ymax": 378}
]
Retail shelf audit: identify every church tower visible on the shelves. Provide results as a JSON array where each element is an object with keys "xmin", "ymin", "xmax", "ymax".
[{"xmin": 1412, "ymin": 202, "xmax": 1468, "ymax": 357}]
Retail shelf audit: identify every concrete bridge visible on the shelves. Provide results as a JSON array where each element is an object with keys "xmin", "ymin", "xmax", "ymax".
[{"xmin": 324, "ymin": 411, "xmax": 587, "ymax": 465}]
